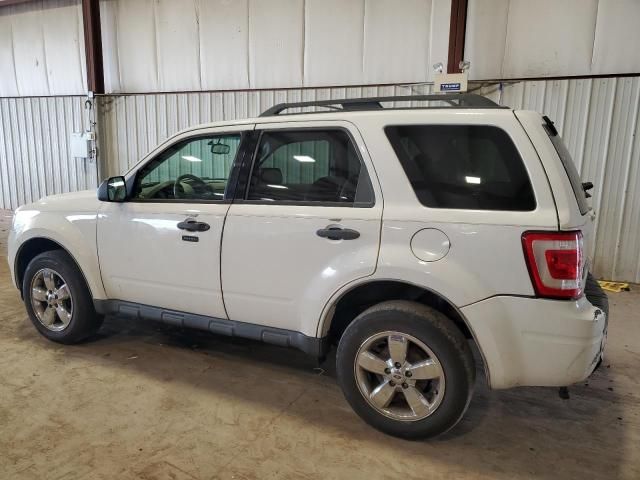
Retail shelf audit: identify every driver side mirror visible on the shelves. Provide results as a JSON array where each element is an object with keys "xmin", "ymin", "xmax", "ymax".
[{"xmin": 98, "ymin": 176, "xmax": 127, "ymax": 202}]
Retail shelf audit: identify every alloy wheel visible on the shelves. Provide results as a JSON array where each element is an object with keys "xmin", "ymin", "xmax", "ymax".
[
  {"xmin": 354, "ymin": 331, "xmax": 445, "ymax": 421},
  {"xmin": 30, "ymin": 268, "xmax": 73, "ymax": 332}
]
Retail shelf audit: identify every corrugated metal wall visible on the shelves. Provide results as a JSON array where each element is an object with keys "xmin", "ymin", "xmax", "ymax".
[
  {"xmin": 493, "ymin": 77, "xmax": 640, "ymax": 283},
  {"xmin": 0, "ymin": 96, "xmax": 97, "ymax": 210},
  {"xmin": 96, "ymin": 85, "xmax": 431, "ymax": 177},
  {"xmin": 1, "ymin": 78, "xmax": 637, "ymax": 281},
  {"xmin": 97, "ymin": 78, "xmax": 640, "ymax": 282}
]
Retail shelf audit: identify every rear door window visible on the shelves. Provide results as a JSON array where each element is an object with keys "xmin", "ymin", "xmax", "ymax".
[
  {"xmin": 385, "ymin": 125, "xmax": 536, "ymax": 211},
  {"xmin": 245, "ymin": 129, "xmax": 374, "ymax": 206}
]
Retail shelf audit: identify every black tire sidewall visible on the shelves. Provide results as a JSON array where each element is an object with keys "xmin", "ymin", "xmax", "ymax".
[
  {"xmin": 336, "ymin": 301, "xmax": 474, "ymax": 439},
  {"xmin": 22, "ymin": 250, "xmax": 101, "ymax": 344}
]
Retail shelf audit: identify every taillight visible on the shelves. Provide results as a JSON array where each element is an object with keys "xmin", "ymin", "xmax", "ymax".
[{"xmin": 522, "ymin": 231, "xmax": 584, "ymax": 299}]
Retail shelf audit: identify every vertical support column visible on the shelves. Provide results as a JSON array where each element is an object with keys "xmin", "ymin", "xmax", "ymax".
[
  {"xmin": 447, "ymin": 0, "xmax": 468, "ymax": 74},
  {"xmin": 81, "ymin": 0, "xmax": 104, "ymax": 185},
  {"xmin": 82, "ymin": 0, "xmax": 104, "ymax": 94}
]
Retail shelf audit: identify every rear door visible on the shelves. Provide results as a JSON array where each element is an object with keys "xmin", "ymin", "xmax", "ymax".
[{"xmin": 221, "ymin": 121, "xmax": 383, "ymax": 337}]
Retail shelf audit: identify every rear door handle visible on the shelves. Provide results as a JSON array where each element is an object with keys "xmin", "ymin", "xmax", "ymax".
[
  {"xmin": 316, "ymin": 226, "xmax": 360, "ymax": 240},
  {"xmin": 177, "ymin": 219, "xmax": 210, "ymax": 232}
]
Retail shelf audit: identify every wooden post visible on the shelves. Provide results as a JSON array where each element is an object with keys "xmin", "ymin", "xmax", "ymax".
[
  {"xmin": 447, "ymin": 0, "xmax": 468, "ymax": 74},
  {"xmin": 81, "ymin": 0, "xmax": 104, "ymax": 93}
]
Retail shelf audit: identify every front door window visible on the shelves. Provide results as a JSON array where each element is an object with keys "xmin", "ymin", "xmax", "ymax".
[{"xmin": 133, "ymin": 134, "xmax": 241, "ymax": 201}]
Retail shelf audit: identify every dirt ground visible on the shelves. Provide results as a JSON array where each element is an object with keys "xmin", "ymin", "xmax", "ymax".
[{"xmin": 1, "ymin": 209, "xmax": 638, "ymax": 480}]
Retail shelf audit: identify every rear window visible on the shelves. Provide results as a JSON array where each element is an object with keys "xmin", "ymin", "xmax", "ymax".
[
  {"xmin": 385, "ymin": 125, "xmax": 536, "ymax": 211},
  {"xmin": 543, "ymin": 124, "xmax": 590, "ymax": 215}
]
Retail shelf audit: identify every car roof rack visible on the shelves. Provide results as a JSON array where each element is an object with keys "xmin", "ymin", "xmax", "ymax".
[{"xmin": 259, "ymin": 93, "xmax": 503, "ymax": 116}]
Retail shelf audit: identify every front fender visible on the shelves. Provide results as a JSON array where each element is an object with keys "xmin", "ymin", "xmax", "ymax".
[{"xmin": 10, "ymin": 207, "xmax": 106, "ymax": 300}]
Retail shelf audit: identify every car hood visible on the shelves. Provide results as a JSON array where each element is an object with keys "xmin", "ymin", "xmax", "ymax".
[{"xmin": 16, "ymin": 189, "xmax": 100, "ymax": 214}]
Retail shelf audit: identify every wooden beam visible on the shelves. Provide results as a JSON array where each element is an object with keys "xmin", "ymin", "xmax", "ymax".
[
  {"xmin": 447, "ymin": 0, "xmax": 468, "ymax": 74},
  {"xmin": 81, "ymin": 0, "xmax": 104, "ymax": 93}
]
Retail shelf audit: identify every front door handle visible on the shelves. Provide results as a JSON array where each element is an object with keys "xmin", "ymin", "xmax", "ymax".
[
  {"xmin": 177, "ymin": 219, "xmax": 210, "ymax": 232},
  {"xmin": 316, "ymin": 226, "xmax": 360, "ymax": 240}
]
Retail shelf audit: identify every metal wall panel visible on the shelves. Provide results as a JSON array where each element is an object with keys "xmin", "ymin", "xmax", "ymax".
[
  {"xmin": 98, "ymin": 0, "xmax": 450, "ymax": 93},
  {"xmin": 502, "ymin": 0, "xmax": 598, "ymax": 78},
  {"xmin": 466, "ymin": 0, "xmax": 640, "ymax": 80},
  {"xmin": 363, "ymin": 0, "xmax": 436, "ymax": 85},
  {"xmin": 592, "ymin": 0, "xmax": 640, "ymax": 75},
  {"xmin": 0, "ymin": 0, "xmax": 87, "ymax": 96},
  {"xmin": 0, "ymin": 96, "xmax": 96, "ymax": 209}
]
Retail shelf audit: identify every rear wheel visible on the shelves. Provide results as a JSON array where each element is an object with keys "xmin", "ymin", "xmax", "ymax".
[
  {"xmin": 23, "ymin": 250, "xmax": 103, "ymax": 344},
  {"xmin": 336, "ymin": 300, "xmax": 475, "ymax": 439}
]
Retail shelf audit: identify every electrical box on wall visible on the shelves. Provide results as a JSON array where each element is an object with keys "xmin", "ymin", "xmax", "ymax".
[
  {"xmin": 434, "ymin": 72, "xmax": 468, "ymax": 93},
  {"xmin": 70, "ymin": 132, "xmax": 93, "ymax": 159}
]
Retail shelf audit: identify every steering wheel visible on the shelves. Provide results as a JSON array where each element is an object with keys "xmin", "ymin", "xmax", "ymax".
[{"xmin": 173, "ymin": 173, "xmax": 207, "ymax": 199}]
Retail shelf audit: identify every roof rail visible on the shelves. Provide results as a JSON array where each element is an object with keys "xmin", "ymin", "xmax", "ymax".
[{"xmin": 259, "ymin": 93, "xmax": 502, "ymax": 116}]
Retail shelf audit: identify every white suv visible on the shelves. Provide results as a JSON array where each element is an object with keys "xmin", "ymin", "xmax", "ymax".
[{"xmin": 8, "ymin": 94, "xmax": 608, "ymax": 439}]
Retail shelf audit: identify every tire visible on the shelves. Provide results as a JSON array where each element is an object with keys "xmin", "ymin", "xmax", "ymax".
[
  {"xmin": 585, "ymin": 272, "xmax": 609, "ymax": 317},
  {"xmin": 22, "ymin": 250, "xmax": 103, "ymax": 344},
  {"xmin": 336, "ymin": 300, "xmax": 475, "ymax": 439}
]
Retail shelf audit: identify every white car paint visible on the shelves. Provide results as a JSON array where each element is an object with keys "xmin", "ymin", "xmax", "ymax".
[
  {"xmin": 97, "ymin": 201, "xmax": 231, "ymax": 318},
  {"xmin": 97, "ymin": 124, "xmax": 253, "ymax": 318},
  {"xmin": 8, "ymin": 106, "xmax": 605, "ymax": 390},
  {"xmin": 221, "ymin": 119, "xmax": 383, "ymax": 336},
  {"xmin": 461, "ymin": 295, "xmax": 606, "ymax": 388},
  {"xmin": 8, "ymin": 190, "xmax": 107, "ymax": 300}
]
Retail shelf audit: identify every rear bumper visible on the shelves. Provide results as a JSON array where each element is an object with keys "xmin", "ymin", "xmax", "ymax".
[{"xmin": 462, "ymin": 295, "xmax": 606, "ymax": 389}]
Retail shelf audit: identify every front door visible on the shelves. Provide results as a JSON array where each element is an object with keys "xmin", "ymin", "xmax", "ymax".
[
  {"xmin": 221, "ymin": 121, "xmax": 383, "ymax": 337},
  {"xmin": 97, "ymin": 125, "xmax": 252, "ymax": 318}
]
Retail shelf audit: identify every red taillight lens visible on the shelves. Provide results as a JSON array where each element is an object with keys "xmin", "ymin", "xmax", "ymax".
[
  {"xmin": 522, "ymin": 231, "xmax": 584, "ymax": 299},
  {"xmin": 544, "ymin": 249, "xmax": 580, "ymax": 279}
]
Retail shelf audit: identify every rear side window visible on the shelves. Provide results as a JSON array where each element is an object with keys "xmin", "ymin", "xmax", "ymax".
[
  {"xmin": 246, "ymin": 129, "xmax": 374, "ymax": 206},
  {"xmin": 385, "ymin": 125, "xmax": 536, "ymax": 211},
  {"xmin": 543, "ymin": 123, "xmax": 590, "ymax": 215}
]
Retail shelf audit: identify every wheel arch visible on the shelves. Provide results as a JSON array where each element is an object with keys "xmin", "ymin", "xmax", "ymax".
[
  {"xmin": 14, "ymin": 237, "xmax": 94, "ymax": 299},
  {"xmin": 319, "ymin": 278, "xmax": 490, "ymax": 384}
]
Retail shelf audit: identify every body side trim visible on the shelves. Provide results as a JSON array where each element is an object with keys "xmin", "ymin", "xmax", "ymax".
[{"xmin": 94, "ymin": 299, "xmax": 329, "ymax": 357}]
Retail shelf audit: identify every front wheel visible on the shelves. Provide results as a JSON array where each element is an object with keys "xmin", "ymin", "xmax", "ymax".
[
  {"xmin": 336, "ymin": 300, "xmax": 475, "ymax": 439},
  {"xmin": 23, "ymin": 250, "xmax": 103, "ymax": 344}
]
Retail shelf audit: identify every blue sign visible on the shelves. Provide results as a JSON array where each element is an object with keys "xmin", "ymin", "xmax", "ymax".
[{"xmin": 441, "ymin": 83, "xmax": 462, "ymax": 91}]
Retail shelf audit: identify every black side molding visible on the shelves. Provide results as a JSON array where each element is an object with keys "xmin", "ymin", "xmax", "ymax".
[{"xmin": 94, "ymin": 299, "xmax": 329, "ymax": 358}]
